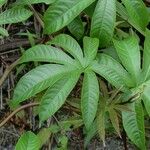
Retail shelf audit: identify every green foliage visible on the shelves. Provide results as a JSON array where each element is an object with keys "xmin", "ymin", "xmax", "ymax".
[
  {"xmin": 122, "ymin": 0, "xmax": 149, "ymax": 32},
  {"xmin": 90, "ymin": 0, "xmax": 116, "ymax": 47},
  {"xmin": 15, "ymin": 131, "xmax": 40, "ymax": 150},
  {"xmin": 81, "ymin": 71, "xmax": 99, "ymax": 130},
  {"xmin": 113, "ymin": 34, "xmax": 150, "ymax": 149},
  {"xmin": 2, "ymin": 0, "xmax": 150, "ymax": 149},
  {"xmin": 43, "ymin": 0, "xmax": 95, "ymax": 34},
  {"xmin": 39, "ymin": 73, "xmax": 80, "ymax": 121},
  {"xmin": 0, "ymin": 7, "xmax": 32, "ymax": 25},
  {"xmin": 13, "ymin": 35, "xmax": 124, "ymax": 132},
  {"xmin": 113, "ymin": 36, "xmax": 141, "ymax": 84},
  {"xmin": 122, "ymin": 102, "xmax": 146, "ymax": 150},
  {"xmin": 68, "ymin": 16, "xmax": 84, "ymax": 40}
]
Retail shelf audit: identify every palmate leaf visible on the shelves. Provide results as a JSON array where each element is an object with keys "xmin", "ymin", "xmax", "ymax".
[
  {"xmin": 67, "ymin": 16, "xmax": 84, "ymax": 40},
  {"xmin": 92, "ymin": 54, "xmax": 134, "ymax": 90},
  {"xmin": 49, "ymin": 34, "xmax": 83, "ymax": 63},
  {"xmin": 122, "ymin": 0, "xmax": 149, "ymax": 32},
  {"xmin": 15, "ymin": 0, "xmax": 55, "ymax": 5},
  {"xmin": 90, "ymin": 0, "xmax": 116, "ymax": 48},
  {"xmin": 0, "ymin": 7, "xmax": 32, "ymax": 25},
  {"xmin": 122, "ymin": 102, "xmax": 146, "ymax": 150},
  {"xmin": 11, "ymin": 64, "xmax": 78, "ymax": 107},
  {"xmin": 113, "ymin": 36, "xmax": 141, "ymax": 84},
  {"xmin": 83, "ymin": 36, "xmax": 99, "ymax": 62},
  {"xmin": 81, "ymin": 71, "xmax": 99, "ymax": 130},
  {"xmin": 39, "ymin": 73, "xmax": 80, "ymax": 121},
  {"xmin": 43, "ymin": 0, "xmax": 95, "ymax": 34},
  {"xmin": 19, "ymin": 44, "xmax": 75, "ymax": 65},
  {"xmin": 15, "ymin": 131, "xmax": 40, "ymax": 150},
  {"xmin": 142, "ymin": 29, "xmax": 150, "ymax": 81}
]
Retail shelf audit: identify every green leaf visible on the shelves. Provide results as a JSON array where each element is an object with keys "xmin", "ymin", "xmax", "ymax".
[
  {"xmin": 122, "ymin": 0, "xmax": 149, "ymax": 32},
  {"xmin": 83, "ymin": 36, "xmax": 99, "ymax": 61},
  {"xmin": 49, "ymin": 34, "xmax": 83, "ymax": 63},
  {"xmin": 15, "ymin": 131, "xmax": 40, "ymax": 150},
  {"xmin": 19, "ymin": 44, "xmax": 75, "ymax": 65},
  {"xmin": 113, "ymin": 36, "xmax": 141, "ymax": 84},
  {"xmin": 84, "ymin": 121, "xmax": 97, "ymax": 147},
  {"xmin": 142, "ymin": 86, "xmax": 150, "ymax": 116},
  {"xmin": 39, "ymin": 73, "xmax": 80, "ymax": 121},
  {"xmin": 15, "ymin": 0, "xmax": 55, "ymax": 5},
  {"xmin": 116, "ymin": 1, "xmax": 128, "ymax": 20},
  {"xmin": 122, "ymin": 102, "xmax": 146, "ymax": 150},
  {"xmin": 12, "ymin": 64, "xmax": 77, "ymax": 107},
  {"xmin": 68, "ymin": 16, "xmax": 84, "ymax": 40},
  {"xmin": 0, "ymin": 7, "xmax": 32, "ymax": 25},
  {"xmin": 142, "ymin": 29, "xmax": 150, "ymax": 81},
  {"xmin": 0, "ymin": 27, "xmax": 9, "ymax": 37},
  {"xmin": 44, "ymin": 0, "xmax": 95, "ymax": 34},
  {"xmin": 81, "ymin": 71, "xmax": 99, "ymax": 130},
  {"xmin": 92, "ymin": 54, "xmax": 134, "ymax": 90},
  {"xmin": 90, "ymin": 0, "xmax": 116, "ymax": 48}
]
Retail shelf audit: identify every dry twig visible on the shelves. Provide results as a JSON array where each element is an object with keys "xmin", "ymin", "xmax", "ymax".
[{"xmin": 0, "ymin": 102, "xmax": 40, "ymax": 128}]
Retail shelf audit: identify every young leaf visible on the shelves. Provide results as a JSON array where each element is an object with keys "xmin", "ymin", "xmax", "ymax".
[
  {"xmin": 43, "ymin": 0, "xmax": 95, "ymax": 34},
  {"xmin": 15, "ymin": 131, "xmax": 40, "ymax": 150},
  {"xmin": 81, "ymin": 71, "xmax": 99, "ymax": 130},
  {"xmin": 122, "ymin": 0, "xmax": 149, "ymax": 32},
  {"xmin": 142, "ymin": 29, "xmax": 150, "ymax": 81},
  {"xmin": 19, "ymin": 44, "xmax": 75, "ymax": 65},
  {"xmin": 68, "ymin": 16, "xmax": 84, "ymax": 40},
  {"xmin": 90, "ymin": 0, "xmax": 116, "ymax": 48},
  {"xmin": 122, "ymin": 102, "xmax": 146, "ymax": 150},
  {"xmin": 12, "ymin": 64, "xmax": 77, "ymax": 107},
  {"xmin": 0, "ymin": 7, "xmax": 32, "ymax": 25},
  {"xmin": 92, "ymin": 54, "xmax": 134, "ymax": 89},
  {"xmin": 113, "ymin": 36, "xmax": 141, "ymax": 84},
  {"xmin": 49, "ymin": 34, "xmax": 83, "ymax": 63},
  {"xmin": 83, "ymin": 36, "xmax": 99, "ymax": 61},
  {"xmin": 39, "ymin": 73, "xmax": 80, "ymax": 121}
]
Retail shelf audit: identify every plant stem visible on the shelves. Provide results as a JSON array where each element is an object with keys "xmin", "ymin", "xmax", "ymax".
[
  {"xmin": 0, "ymin": 102, "xmax": 40, "ymax": 128},
  {"xmin": 29, "ymin": 5, "xmax": 44, "ymax": 28}
]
